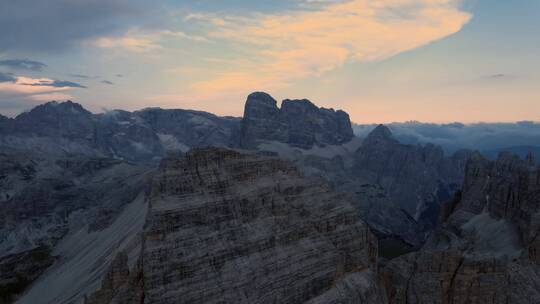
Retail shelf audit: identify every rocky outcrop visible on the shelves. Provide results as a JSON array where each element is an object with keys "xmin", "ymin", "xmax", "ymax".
[
  {"xmin": 86, "ymin": 251, "xmax": 144, "ymax": 304},
  {"xmin": 350, "ymin": 125, "xmax": 470, "ymax": 243},
  {"xmin": 382, "ymin": 152, "xmax": 540, "ymax": 303},
  {"xmin": 253, "ymin": 125, "xmax": 470, "ymax": 247},
  {"xmin": 0, "ymin": 247, "xmax": 55, "ymax": 304},
  {"xmin": 240, "ymin": 92, "xmax": 354, "ymax": 149},
  {"xmin": 142, "ymin": 147, "xmax": 383, "ymax": 303},
  {"xmin": 88, "ymin": 147, "xmax": 386, "ymax": 304}
]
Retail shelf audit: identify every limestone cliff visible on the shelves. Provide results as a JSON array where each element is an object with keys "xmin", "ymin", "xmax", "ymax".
[
  {"xmin": 382, "ymin": 152, "xmax": 540, "ymax": 303},
  {"xmin": 89, "ymin": 147, "xmax": 386, "ymax": 304},
  {"xmin": 240, "ymin": 92, "xmax": 354, "ymax": 149}
]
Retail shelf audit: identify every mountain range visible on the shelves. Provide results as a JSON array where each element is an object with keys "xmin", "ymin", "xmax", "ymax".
[{"xmin": 1, "ymin": 93, "xmax": 539, "ymax": 303}]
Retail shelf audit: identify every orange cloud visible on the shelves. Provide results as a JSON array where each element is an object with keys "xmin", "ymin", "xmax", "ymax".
[
  {"xmin": 92, "ymin": 29, "xmax": 209, "ymax": 53},
  {"xmin": 0, "ymin": 76, "xmax": 75, "ymax": 101},
  {"xmin": 191, "ymin": 0, "xmax": 471, "ymax": 95}
]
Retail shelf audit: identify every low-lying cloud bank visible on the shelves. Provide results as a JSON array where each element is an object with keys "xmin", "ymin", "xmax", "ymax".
[{"xmin": 354, "ymin": 121, "xmax": 540, "ymax": 159}]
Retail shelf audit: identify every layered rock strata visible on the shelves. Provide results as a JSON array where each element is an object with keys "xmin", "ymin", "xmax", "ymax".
[
  {"xmin": 240, "ymin": 92, "xmax": 354, "ymax": 149},
  {"xmin": 382, "ymin": 152, "xmax": 540, "ymax": 303},
  {"xmin": 89, "ymin": 147, "xmax": 386, "ymax": 304}
]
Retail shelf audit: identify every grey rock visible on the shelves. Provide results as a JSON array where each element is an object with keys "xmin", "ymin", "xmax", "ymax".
[
  {"xmin": 0, "ymin": 100, "xmax": 242, "ymax": 163},
  {"xmin": 350, "ymin": 125, "xmax": 470, "ymax": 244},
  {"xmin": 240, "ymin": 92, "xmax": 354, "ymax": 149},
  {"xmin": 382, "ymin": 152, "xmax": 540, "ymax": 303},
  {"xmin": 0, "ymin": 147, "xmax": 152, "ymax": 262},
  {"xmin": 0, "ymin": 246, "xmax": 55, "ymax": 304},
  {"xmin": 88, "ymin": 147, "xmax": 386, "ymax": 304},
  {"xmin": 280, "ymin": 125, "xmax": 470, "ymax": 246},
  {"xmin": 135, "ymin": 107, "xmax": 240, "ymax": 149}
]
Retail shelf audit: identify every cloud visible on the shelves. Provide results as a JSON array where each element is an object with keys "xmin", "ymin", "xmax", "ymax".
[
  {"xmin": 353, "ymin": 121, "xmax": 540, "ymax": 154},
  {"xmin": 70, "ymin": 74, "xmax": 99, "ymax": 79},
  {"xmin": 92, "ymin": 29, "xmax": 209, "ymax": 53},
  {"xmin": 21, "ymin": 79, "xmax": 87, "ymax": 88},
  {"xmin": 0, "ymin": 0, "xmax": 149, "ymax": 52},
  {"xmin": 0, "ymin": 59, "xmax": 47, "ymax": 71},
  {"xmin": 94, "ymin": 34, "xmax": 161, "ymax": 53},
  {"xmin": 189, "ymin": 0, "xmax": 471, "ymax": 95},
  {"xmin": 0, "ymin": 75, "xmax": 80, "ymax": 115},
  {"xmin": 0, "ymin": 72, "xmax": 16, "ymax": 83}
]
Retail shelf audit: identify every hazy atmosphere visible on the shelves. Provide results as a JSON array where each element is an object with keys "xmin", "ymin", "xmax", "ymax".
[
  {"xmin": 1, "ymin": 1, "xmax": 540, "ymax": 304},
  {"xmin": 0, "ymin": 0, "xmax": 538, "ymax": 122}
]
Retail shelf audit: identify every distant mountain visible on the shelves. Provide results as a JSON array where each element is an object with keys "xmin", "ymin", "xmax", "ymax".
[
  {"xmin": 258, "ymin": 124, "xmax": 470, "ymax": 246},
  {"xmin": 0, "ymin": 100, "xmax": 240, "ymax": 163},
  {"xmin": 0, "ymin": 93, "xmax": 354, "ymax": 163},
  {"xmin": 353, "ymin": 125, "xmax": 469, "ymax": 225},
  {"xmin": 483, "ymin": 145, "xmax": 540, "ymax": 164},
  {"xmin": 240, "ymin": 92, "xmax": 354, "ymax": 149},
  {"xmin": 3, "ymin": 94, "xmax": 540, "ymax": 303},
  {"xmin": 354, "ymin": 121, "xmax": 540, "ymax": 155}
]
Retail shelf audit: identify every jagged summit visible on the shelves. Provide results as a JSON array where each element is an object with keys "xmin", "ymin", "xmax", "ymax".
[
  {"xmin": 384, "ymin": 145, "xmax": 540, "ymax": 302},
  {"xmin": 245, "ymin": 92, "xmax": 279, "ymax": 107},
  {"xmin": 364, "ymin": 124, "xmax": 396, "ymax": 143},
  {"xmin": 241, "ymin": 91, "xmax": 354, "ymax": 149},
  {"xmin": 19, "ymin": 100, "xmax": 92, "ymax": 118}
]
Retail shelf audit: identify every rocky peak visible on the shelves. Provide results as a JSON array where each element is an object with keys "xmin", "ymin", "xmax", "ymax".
[
  {"xmin": 353, "ymin": 124, "xmax": 467, "ymax": 238},
  {"xmin": 245, "ymin": 92, "xmax": 279, "ymax": 111},
  {"xmin": 281, "ymin": 98, "xmax": 319, "ymax": 114},
  {"xmin": 137, "ymin": 147, "xmax": 385, "ymax": 303},
  {"xmin": 240, "ymin": 92, "xmax": 354, "ymax": 149},
  {"xmin": 383, "ymin": 150, "xmax": 540, "ymax": 303},
  {"xmin": 19, "ymin": 100, "xmax": 92, "ymax": 118},
  {"xmin": 364, "ymin": 124, "xmax": 396, "ymax": 144},
  {"xmin": 7, "ymin": 100, "xmax": 96, "ymax": 140}
]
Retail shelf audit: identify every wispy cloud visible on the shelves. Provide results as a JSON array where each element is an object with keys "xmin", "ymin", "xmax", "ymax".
[
  {"xmin": 0, "ymin": 75, "xmax": 85, "ymax": 114},
  {"xmin": 92, "ymin": 29, "xmax": 209, "ymax": 53},
  {"xmin": 0, "ymin": 59, "xmax": 47, "ymax": 71},
  {"xmin": 20, "ymin": 78, "xmax": 87, "ymax": 88},
  {"xmin": 188, "ymin": 0, "xmax": 471, "ymax": 95},
  {"xmin": 0, "ymin": 72, "xmax": 16, "ymax": 83}
]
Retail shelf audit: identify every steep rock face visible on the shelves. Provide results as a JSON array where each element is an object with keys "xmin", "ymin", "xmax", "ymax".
[
  {"xmin": 382, "ymin": 152, "xmax": 540, "ymax": 303},
  {"xmin": 240, "ymin": 92, "xmax": 354, "ymax": 149},
  {"xmin": 0, "ymin": 247, "xmax": 55, "ymax": 304},
  {"xmin": 352, "ymin": 125, "xmax": 469, "ymax": 239},
  {"xmin": 90, "ymin": 148, "xmax": 386, "ymax": 304},
  {"xmin": 252, "ymin": 126, "xmax": 469, "ymax": 247}
]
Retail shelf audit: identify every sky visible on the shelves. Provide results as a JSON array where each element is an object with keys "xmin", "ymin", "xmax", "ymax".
[{"xmin": 0, "ymin": 0, "xmax": 538, "ymax": 123}]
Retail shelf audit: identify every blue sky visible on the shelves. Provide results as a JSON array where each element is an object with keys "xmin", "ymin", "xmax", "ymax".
[{"xmin": 0, "ymin": 0, "xmax": 538, "ymax": 123}]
